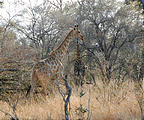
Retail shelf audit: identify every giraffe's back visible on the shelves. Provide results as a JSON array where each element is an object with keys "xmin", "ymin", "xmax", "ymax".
[{"xmin": 33, "ymin": 54, "xmax": 63, "ymax": 81}]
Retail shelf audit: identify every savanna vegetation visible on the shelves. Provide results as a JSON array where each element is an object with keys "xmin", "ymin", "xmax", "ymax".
[{"xmin": 0, "ymin": 0, "xmax": 144, "ymax": 119}]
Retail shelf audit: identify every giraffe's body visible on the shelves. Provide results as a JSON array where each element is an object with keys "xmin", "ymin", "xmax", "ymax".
[
  {"xmin": 30, "ymin": 26, "xmax": 83, "ymax": 97},
  {"xmin": 74, "ymin": 40, "xmax": 85, "ymax": 86}
]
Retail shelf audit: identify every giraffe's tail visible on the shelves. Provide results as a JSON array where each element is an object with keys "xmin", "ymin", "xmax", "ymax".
[{"xmin": 26, "ymin": 85, "xmax": 31, "ymax": 97}]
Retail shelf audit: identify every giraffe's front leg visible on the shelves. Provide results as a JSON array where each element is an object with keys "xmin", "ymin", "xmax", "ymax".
[
  {"xmin": 58, "ymin": 75, "xmax": 70, "ymax": 96},
  {"xmin": 41, "ymin": 86, "xmax": 47, "ymax": 100}
]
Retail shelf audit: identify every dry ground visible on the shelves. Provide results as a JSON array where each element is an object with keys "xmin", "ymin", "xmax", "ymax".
[{"xmin": 0, "ymin": 80, "xmax": 142, "ymax": 120}]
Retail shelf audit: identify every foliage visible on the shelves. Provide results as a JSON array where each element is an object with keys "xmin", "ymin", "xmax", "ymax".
[{"xmin": 125, "ymin": 0, "xmax": 144, "ymax": 11}]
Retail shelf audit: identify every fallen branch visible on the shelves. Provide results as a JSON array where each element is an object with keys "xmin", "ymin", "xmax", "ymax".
[{"xmin": 0, "ymin": 68, "xmax": 19, "ymax": 73}]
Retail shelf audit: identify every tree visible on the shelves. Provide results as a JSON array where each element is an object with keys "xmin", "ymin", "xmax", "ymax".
[
  {"xmin": 11, "ymin": 0, "xmax": 78, "ymax": 60},
  {"xmin": 76, "ymin": 0, "xmax": 142, "ymax": 84}
]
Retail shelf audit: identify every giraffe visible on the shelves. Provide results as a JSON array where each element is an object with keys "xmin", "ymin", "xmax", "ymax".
[
  {"xmin": 74, "ymin": 39, "xmax": 85, "ymax": 86},
  {"xmin": 28, "ymin": 25, "xmax": 83, "ymax": 98}
]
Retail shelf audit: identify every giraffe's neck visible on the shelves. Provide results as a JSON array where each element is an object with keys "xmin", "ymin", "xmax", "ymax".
[
  {"xmin": 50, "ymin": 30, "xmax": 73, "ymax": 61},
  {"xmin": 76, "ymin": 42, "xmax": 81, "ymax": 61}
]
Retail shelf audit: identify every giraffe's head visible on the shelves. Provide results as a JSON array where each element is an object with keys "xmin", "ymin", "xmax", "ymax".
[{"xmin": 72, "ymin": 25, "xmax": 83, "ymax": 41}]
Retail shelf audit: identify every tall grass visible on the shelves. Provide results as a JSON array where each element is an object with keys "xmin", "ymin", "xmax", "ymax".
[{"xmin": 0, "ymin": 80, "xmax": 142, "ymax": 120}]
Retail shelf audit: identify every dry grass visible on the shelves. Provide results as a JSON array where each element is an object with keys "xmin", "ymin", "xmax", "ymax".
[{"xmin": 0, "ymin": 80, "xmax": 142, "ymax": 120}]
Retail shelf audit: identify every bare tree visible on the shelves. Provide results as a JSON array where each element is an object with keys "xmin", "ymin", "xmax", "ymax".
[
  {"xmin": 9, "ymin": 1, "xmax": 59, "ymax": 59},
  {"xmin": 76, "ymin": 0, "xmax": 142, "ymax": 84}
]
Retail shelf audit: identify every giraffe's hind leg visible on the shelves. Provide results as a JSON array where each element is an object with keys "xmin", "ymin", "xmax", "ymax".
[
  {"xmin": 30, "ymin": 70, "xmax": 37, "ymax": 98},
  {"xmin": 38, "ymin": 74, "xmax": 48, "ymax": 100}
]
